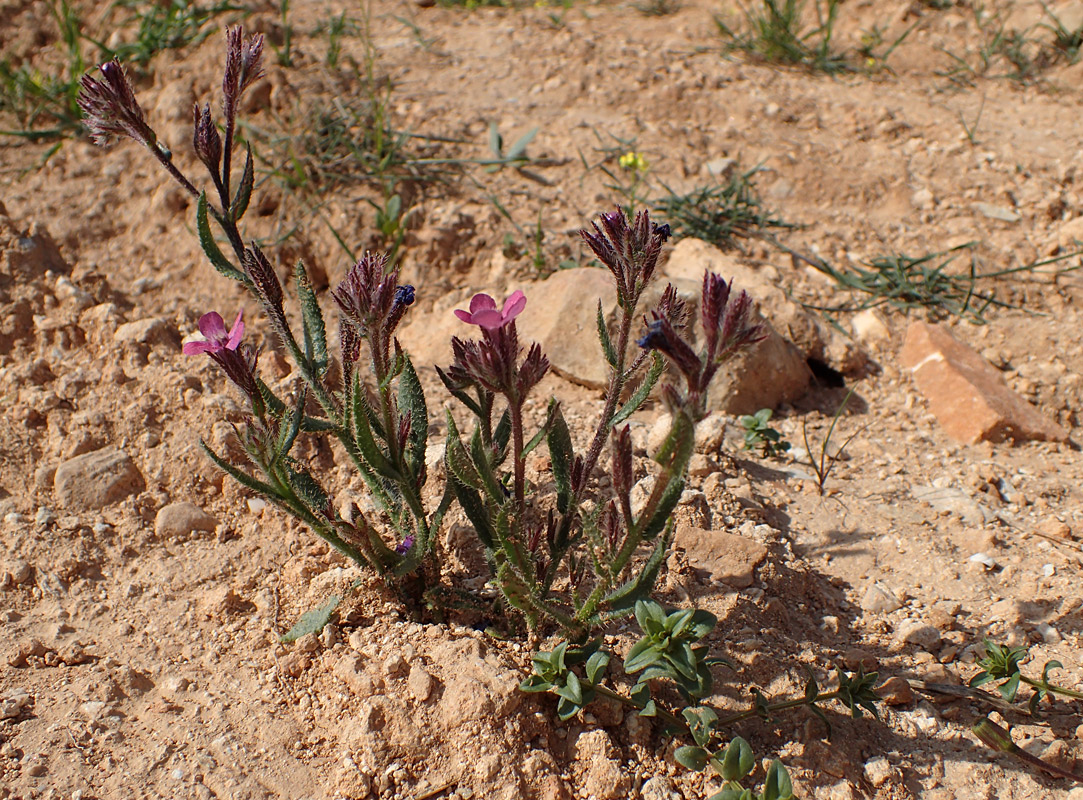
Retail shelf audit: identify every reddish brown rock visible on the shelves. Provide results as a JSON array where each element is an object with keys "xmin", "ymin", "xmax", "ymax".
[{"xmin": 900, "ymin": 322, "xmax": 1069, "ymax": 444}]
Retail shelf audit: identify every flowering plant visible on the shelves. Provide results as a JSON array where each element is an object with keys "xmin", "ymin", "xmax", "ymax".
[{"xmin": 77, "ymin": 28, "xmax": 764, "ymax": 637}]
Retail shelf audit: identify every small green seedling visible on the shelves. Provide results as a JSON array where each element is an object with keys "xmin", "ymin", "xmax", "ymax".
[{"xmin": 740, "ymin": 408, "xmax": 790, "ymax": 458}]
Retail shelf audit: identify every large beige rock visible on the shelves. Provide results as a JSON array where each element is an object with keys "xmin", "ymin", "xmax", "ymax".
[
  {"xmin": 673, "ymin": 523, "xmax": 769, "ymax": 587},
  {"xmin": 900, "ymin": 321, "xmax": 1068, "ymax": 444},
  {"xmin": 54, "ymin": 448, "xmax": 144, "ymax": 510}
]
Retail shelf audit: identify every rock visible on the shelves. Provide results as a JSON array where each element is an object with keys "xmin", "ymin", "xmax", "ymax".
[
  {"xmin": 345, "ymin": 695, "xmax": 423, "ymax": 767},
  {"xmin": 912, "ymin": 486, "xmax": 993, "ymax": 526},
  {"xmin": 335, "ymin": 654, "xmax": 374, "ymax": 694},
  {"xmin": 407, "ymin": 665, "xmax": 436, "ymax": 702},
  {"xmin": 279, "ymin": 651, "xmax": 310, "ymax": 678},
  {"xmin": 972, "ymin": 202, "xmax": 1021, "ymax": 223},
  {"xmin": 54, "ymin": 448, "xmax": 144, "ymax": 510},
  {"xmin": 672, "ymin": 524, "xmax": 768, "ymax": 588},
  {"xmin": 572, "ymin": 730, "xmax": 630, "ymax": 800},
  {"xmin": 641, "ymin": 776, "xmax": 683, "ymax": 800},
  {"xmin": 900, "ymin": 321, "xmax": 1069, "ymax": 443},
  {"xmin": 4, "ymin": 558, "xmax": 33, "ymax": 584},
  {"xmin": 113, "ymin": 317, "xmax": 180, "ymax": 348},
  {"xmin": 861, "ymin": 583, "xmax": 903, "ymax": 614},
  {"xmin": 8, "ymin": 638, "xmax": 47, "ymax": 667},
  {"xmin": 518, "ymin": 267, "xmax": 619, "ymax": 389},
  {"xmin": 894, "ymin": 619, "xmax": 941, "ymax": 651},
  {"xmin": 863, "ymin": 756, "xmax": 895, "ymax": 788},
  {"xmin": 878, "ymin": 676, "xmax": 915, "ymax": 706},
  {"xmin": 851, "ymin": 309, "xmax": 890, "ymax": 344},
  {"xmin": 1037, "ymin": 518, "xmax": 1073, "ymax": 540},
  {"xmin": 0, "ymin": 690, "xmax": 32, "ymax": 719},
  {"xmin": 155, "ymin": 502, "xmax": 217, "ymax": 538}
]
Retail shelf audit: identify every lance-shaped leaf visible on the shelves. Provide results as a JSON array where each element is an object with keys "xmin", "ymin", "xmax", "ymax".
[
  {"xmin": 718, "ymin": 736, "xmax": 754, "ymax": 782},
  {"xmin": 280, "ymin": 595, "xmax": 339, "ymax": 642},
  {"xmin": 197, "ymin": 192, "xmax": 247, "ymax": 283},
  {"xmin": 351, "ymin": 374, "xmax": 395, "ymax": 477},
  {"xmin": 231, "ymin": 144, "xmax": 255, "ymax": 223},
  {"xmin": 611, "ymin": 352, "xmax": 664, "ymax": 427},
  {"xmin": 295, "ymin": 260, "xmax": 328, "ymax": 376},
  {"xmin": 273, "ymin": 386, "xmax": 307, "ymax": 463},
  {"xmin": 547, "ymin": 400, "xmax": 575, "ymax": 513},
  {"xmin": 398, "ymin": 354, "xmax": 428, "ymax": 477},
  {"xmin": 596, "ymin": 300, "xmax": 617, "ymax": 368}
]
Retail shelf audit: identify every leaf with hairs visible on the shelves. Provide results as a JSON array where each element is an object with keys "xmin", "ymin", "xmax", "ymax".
[
  {"xmin": 295, "ymin": 261, "xmax": 328, "ymax": 375},
  {"xmin": 197, "ymin": 192, "xmax": 247, "ymax": 283},
  {"xmin": 279, "ymin": 595, "xmax": 339, "ymax": 642}
]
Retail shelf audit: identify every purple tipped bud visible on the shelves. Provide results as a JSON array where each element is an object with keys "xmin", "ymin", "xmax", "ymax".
[
  {"xmin": 394, "ymin": 535, "xmax": 415, "ymax": 555},
  {"xmin": 242, "ymin": 244, "xmax": 284, "ymax": 318},
  {"xmin": 193, "ymin": 103, "xmax": 222, "ymax": 173},
  {"xmin": 394, "ymin": 285, "xmax": 416, "ymax": 307},
  {"xmin": 78, "ymin": 59, "xmax": 157, "ymax": 148},
  {"xmin": 223, "ymin": 27, "xmax": 265, "ymax": 120}
]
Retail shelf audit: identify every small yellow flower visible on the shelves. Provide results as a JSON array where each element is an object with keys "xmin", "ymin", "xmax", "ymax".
[{"xmin": 619, "ymin": 151, "xmax": 648, "ymax": 173}]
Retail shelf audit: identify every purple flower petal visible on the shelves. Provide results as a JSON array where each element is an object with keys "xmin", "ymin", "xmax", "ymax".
[
  {"xmin": 453, "ymin": 309, "xmax": 475, "ymax": 324},
  {"xmin": 198, "ymin": 311, "xmax": 228, "ymax": 341},
  {"xmin": 182, "ymin": 340, "xmax": 215, "ymax": 356},
  {"xmin": 502, "ymin": 290, "xmax": 526, "ymax": 323},
  {"xmin": 469, "ymin": 293, "xmax": 497, "ymax": 314},
  {"xmin": 471, "ymin": 309, "xmax": 505, "ymax": 330},
  {"xmin": 225, "ymin": 310, "xmax": 244, "ymax": 350}
]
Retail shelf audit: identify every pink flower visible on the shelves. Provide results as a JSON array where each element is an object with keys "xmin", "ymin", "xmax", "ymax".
[
  {"xmin": 183, "ymin": 311, "xmax": 245, "ymax": 355},
  {"xmin": 454, "ymin": 291, "xmax": 526, "ymax": 330}
]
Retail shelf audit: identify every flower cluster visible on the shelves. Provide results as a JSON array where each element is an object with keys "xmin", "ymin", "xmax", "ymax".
[
  {"xmin": 581, "ymin": 208, "xmax": 670, "ymax": 309},
  {"xmin": 332, "ymin": 252, "xmax": 415, "ymax": 381}
]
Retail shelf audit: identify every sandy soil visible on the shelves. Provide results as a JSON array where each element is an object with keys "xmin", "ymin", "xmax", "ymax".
[{"xmin": 3, "ymin": 0, "xmax": 1083, "ymax": 798}]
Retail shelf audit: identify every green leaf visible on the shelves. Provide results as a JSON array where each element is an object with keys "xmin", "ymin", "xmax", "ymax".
[
  {"xmin": 998, "ymin": 672, "xmax": 1021, "ymax": 703},
  {"xmin": 596, "ymin": 300, "xmax": 617, "ymax": 368},
  {"xmin": 279, "ymin": 595, "xmax": 339, "ymax": 642},
  {"xmin": 547, "ymin": 400, "xmax": 575, "ymax": 513},
  {"xmin": 351, "ymin": 375, "xmax": 395, "ymax": 477},
  {"xmin": 398, "ymin": 354, "xmax": 428, "ymax": 476},
  {"xmin": 445, "ymin": 412, "xmax": 485, "ymax": 491},
  {"xmin": 674, "ymin": 746, "xmax": 711, "ymax": 772},
  {"xmin": 611, "ymin": 353, "xmax": 664, "ymax": 427},
  {"xmin": 708, "ymin": 789, "xmax": 751, "ymax": 800},
  {"xmin": 585, "ymin": 650, "xmax": 610, "ymax": 685},
  {"xmin": 682, "ymin": 706, "xmax": 719, "ymax": 748},
  {"xmin": 505, "ymin": 126, "xmax": 538, "ymax": 161},
  {"xmin": 719, "ymin": 737, "xmax": 754, "ymax": 782},
  {"xmin": 231, "ymin": 144, "xmax": 255, "ymax": 223},
  {"xmin": 274, "ymin": 387, "xmax": 306, "ymax": 462},
  {"xmin": 286, "ymin": 462, "xmax": 330, "ymax": 517},
  {"xmin": 295, "ymin": 260, "xmax": 328, "ymax": 375},
  {"xmin": 519, "ymin": 674, "xmax": 553, "ymax": 693},
  {"xmin": 762, "ymin": 761, "xmax": 793, "ymax": 800},
  {"xmin": 197, "ymin": 192, "xmax": 247, "ymax": 283},
  {"xmin": 487, "ymin": 120, "xmax": 502, "ymax": 158},
  {"xmin": 624, "ymin": 639, "xmax": 662, "ymax": 675}
]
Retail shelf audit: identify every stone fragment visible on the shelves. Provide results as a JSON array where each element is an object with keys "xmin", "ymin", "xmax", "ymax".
[
  {"xmin": 672, "ymin": 524, "xmax": 768, "ymax": 588},
  {"xmin": 893, "ymin": 619, "xmax": 942, "ymax": 651},
  {"xmin": 155, "ymin": 502, "xmax": 217, "ymax": 538},
  {"xmin": 912, "ymin": 486, "xmax": 993, "ymax": 526},
  {"xmin": 54, "ymin": 448, "xmax": 144, "ymax": 510},
  {"xmin": 0, "ymin": 690, "xmax": 32, "ymax": 719},
  {"xmin": 863, "ymin": 756, "xmax": 895, "ymax": 788},
  {"xmin": 900, "ymin": 321, "xmax": 1069, "ymax": 443},
  {"xmin": 641, "ymin": 776, "xmax": 683, "ymax": 800},
  {"xmin": 878, "ymin": 676, "xmax": 915, "ymax": 706},
  {"xmin": 860, "ymin": 583, "xmax": 902, "ymax": 614},
  {"xmin": 850, "ymin": 309, "xmax": 891, "ymax": 344},
  {"xmin": 972, "ymin": 202, "xmax": 1021, "ymax": 223},
  {"xmin": 113, "ymin": 317, "xmax": 180, "ymax": 347},
  {"xmin": 8, "ymin": 638, "xmax": 47, "ymax": 667},
  {"xmin": 572, "ymin": 730, "xmax": 630, "ymax": 800},
  {"xmin": 407, "ymin": 665, "xmax": 436, "ymax": 702}
]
